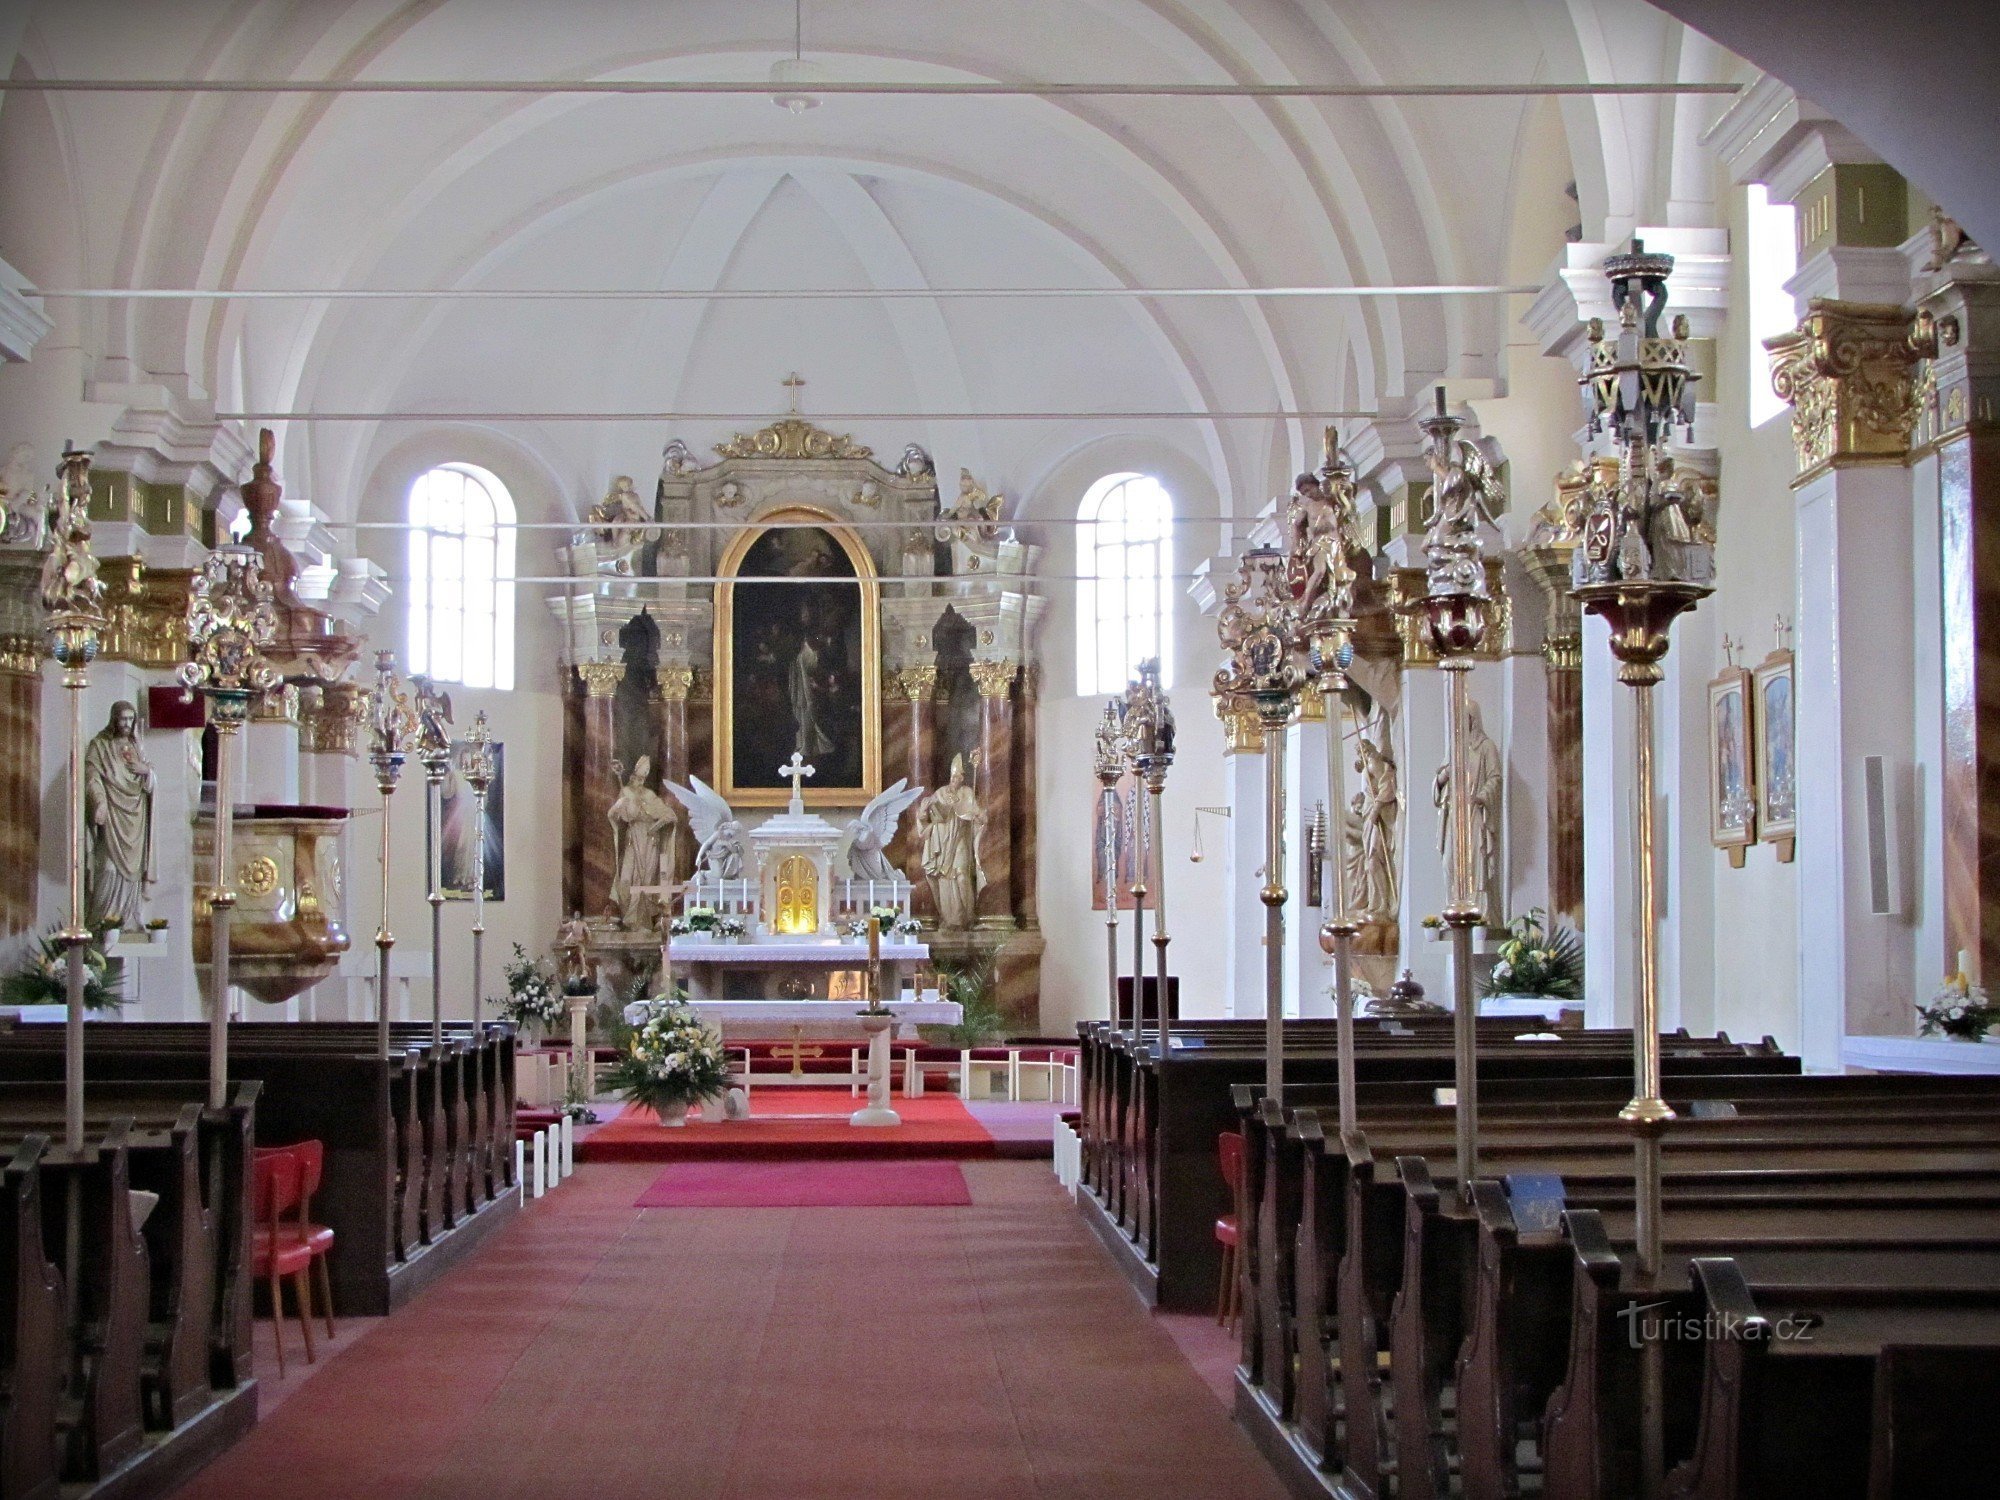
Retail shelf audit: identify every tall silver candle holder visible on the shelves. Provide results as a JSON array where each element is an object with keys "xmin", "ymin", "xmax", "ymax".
[
  {"xmin": 366, "ymin": 651, "xmax": 418, "ymax": 1057},
  {"xmin": 40, "ymin": 444, "xmax": 106, "ymax": 1150},
  {"xmin": 412, "ymin": 678, "xmax": 454, "ymax": 1046},
  {"xmin": 1289, "ymin": 437, "xmax": 1364, "ymax": 1137},
  {"xmin": 180, "ymin": 542, "xmax": 282, "ymax": 1109},
  {"xmin": 1123, "ymin": 659, "xmax": 1176, "ymax": 1055},
  {"xmin": 1569, "ymin": 242, "xmax": 1712, "ymax": 1498},
  {"xmin": 1093, "ymin": 701, "xmax": 1126, "ymax": 1028},
  {"xmin": 1214, "ymin": 544, "xmax": 1304, "ymax": 1096},
  {"xmin": 1414, "ymin": 388, "xmax": 1506, "ymax": 1187},
  {"xmin": 458, "ymin": 710, "xmax": 497, "ymax": 1197}
]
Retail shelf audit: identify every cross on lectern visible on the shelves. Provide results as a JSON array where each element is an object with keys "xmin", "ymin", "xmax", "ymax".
[{"xmin": 778, "ymin": 752, "xmax": 816, "ymax": 813}]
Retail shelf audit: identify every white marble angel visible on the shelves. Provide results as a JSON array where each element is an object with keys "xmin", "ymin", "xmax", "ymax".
[
  {"xmin": 663, "ymin": 773, "xmax": 746, "ymax": 880},
  {"xmin": 840, "ymin": 778, "xmax": 925, "ymax": 883}
]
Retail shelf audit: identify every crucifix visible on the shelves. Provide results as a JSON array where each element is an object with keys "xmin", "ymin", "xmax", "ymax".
[
  {"xmin": 782, "ymin": 372, "xmax": 806, "ymax": 415},
  {"xmin": 629, "ymin": 872, "xmax": 687, "ymax": 994},
  {"xmin": 778, "ymin": 751, "xmax": 816, "ymax": 814}
]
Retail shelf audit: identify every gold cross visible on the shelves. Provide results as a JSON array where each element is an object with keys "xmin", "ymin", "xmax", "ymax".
[
  {"xmin": 782, "ymin": 372, "xmax": 806, "ymax": 414},
  {"xmin": 781, "ymin": 1025, "xmax": 825, "ymax": 1078}
]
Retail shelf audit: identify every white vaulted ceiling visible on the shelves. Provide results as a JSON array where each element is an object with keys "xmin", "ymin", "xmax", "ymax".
[{"xmin": 2, "ymin": 0, "xmax": 1732, "ymax": 523}]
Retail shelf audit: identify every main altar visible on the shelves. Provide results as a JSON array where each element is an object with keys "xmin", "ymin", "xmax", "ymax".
[{"xmin": 553, "ymin": 388, "xmax": 1045, "ymax": 1030}]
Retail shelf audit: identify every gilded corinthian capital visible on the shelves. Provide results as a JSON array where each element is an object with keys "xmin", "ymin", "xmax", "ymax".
[
  {"xmin": 575, "ymin": 660, "xmax": 626, "ymax": 698},
  {"xmin": 890, "ymin": 665, "xmax": 940, "ymax": 702},
  {"xmin": 967, "ymin": 658, "xmax": 1019, "ymax": 699},
  {"xmin": 301, "ymin": 680, "xmax": 371, "ymax": 756},
  {"xmin": 654, "ymin": 664, "xmax": 695, "ymax": 703},
  {"xmin": 1765, "ymin": 299, "xmax": 1940, "ymax": 477}
]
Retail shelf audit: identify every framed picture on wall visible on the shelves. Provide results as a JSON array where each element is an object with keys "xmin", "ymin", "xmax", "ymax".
[
  {"xmin": 1753, "ymin": 648, "xmax": 1797, "ymax": 861},
  {"xmin": 1707, "ymin": 665, "xmax": 1757, "ymax": 867},
  {"xmin": 441, "ymin": 742, "xmax": 504, "ymax": 900}
]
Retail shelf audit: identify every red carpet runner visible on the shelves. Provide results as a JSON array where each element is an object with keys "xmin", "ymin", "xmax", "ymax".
[
  {"xmin": 633, "ymin": 1159, "xmax": 973, "ymax": 1207},
  {"xmin": 578, "ymin": 1087, "xmax": 997, "ymax": 1161}
]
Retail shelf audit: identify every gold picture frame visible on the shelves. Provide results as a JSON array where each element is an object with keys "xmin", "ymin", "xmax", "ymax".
[
  {"xmin": 714, "ymin": 505, "xmax": 882, "ymax": 807},
  {"xmin": 1752, "ymin": 648, "xmax": 1797, "ymax": 861},
  {"xmin": 1707, "ymin": 665, "xmax": 1757, "ymax": 866}
]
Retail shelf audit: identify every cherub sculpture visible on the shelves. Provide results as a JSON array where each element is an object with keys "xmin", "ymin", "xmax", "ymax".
[
  {"xmin": 899, "ymin": 444, "xmax": 934, "ymax": 479},
  {"xmin": 410, "ymin": 674, "xmax": 454, "ymax": 756},
  {"xmin": 840, "ymin": 778, "xmax": 926, "ymax": 883},
  {"xmin": 40, "ymin": 449, "xmax": 103, "ymax": 615},
  {"xmin": 586, "ymin": 475, "xmax": 657, "ymax": 565},
  {"xmin": 663, "ymin": 774, "xmax": 746, "ymax": 880},
  {"xmin": 659, "ymin": 438, "xmax": 696, "ymax": 476},
  {"xmin": 1423, "ymin": 432, "xmax": 1503, "ymax": 599}
]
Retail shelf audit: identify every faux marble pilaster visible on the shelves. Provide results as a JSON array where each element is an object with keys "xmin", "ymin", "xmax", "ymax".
[
  {"xmin": 1937, "ymin": 427, "xmax": 2000, "ymax": 987},
  {"xmin": 0, "ymin": 642, "xmax": 40, "ymax": 939},
  {"xmin": 970, "ymin": 660, "xmax": 1018, "ymax": 923},
  {"xmin": 884, "ymin": 667, "xmax": 939, "ymax": 910},
  {"xmin": 573, "ymin": 662, "xmax": 624, "ymax": 921},
  {"xmin": 655, "ymin": 666, "xmax": 693, "ymax": 876},
  {"xmin": 1011, "ymin": 665, "xmax": 1039, "ymax": 927},
  {"xmin": 1544, "ymin": 657, "xmax": 1584, "ymax": 922}
]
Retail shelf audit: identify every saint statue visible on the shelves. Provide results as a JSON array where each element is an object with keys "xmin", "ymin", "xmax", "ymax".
[
  {"xmin": 607, "ymin": 755, "xmax": 678, "ymax": 929},
  {"xmin": 555, "ymin": 911, "xmax": 592, "ymax": 992},
  {"xmin": 1432, "ymin": 700, "xmax": 1503, "ymax": 917},
  {"xmin": 84, "ymin": 700, "xmax": 154, "ymax": 931},
  {"xmin": 1346, "ymin": 730, "xmax": 1400, "ymax": 922},
  {"xmin": 917, "ymin": 755, "xmax": 986, "ymax": 929}
]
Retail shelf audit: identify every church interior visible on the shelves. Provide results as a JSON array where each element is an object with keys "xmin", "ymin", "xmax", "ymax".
[{"xmin": 2, "ymin": 2, "xmax": 1998, "ymax": 1497}]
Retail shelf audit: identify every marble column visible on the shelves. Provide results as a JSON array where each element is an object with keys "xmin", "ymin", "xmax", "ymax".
[
  {"xmin": 1768, "ymin": 300, "xmax": 1933, "ymax": 1062},
  {"xmin": 1011, "ymin": 664, "xmax": 1039, "ymax": 927},
  {"xmin": 969, "ymin": 659, "xmax": 1018, "ymax": 923},
  {"xmin": 0, "ymin": 634, "xmax": 40, "ymax": 939},
  {"xmin": 883, "ymin": 666, "xmax": 938, "ymax": 904},
  {"xmin": 1922, "ymin": 265, "xmax": 2000, "ymax": 985},
  {"xmin": 574, "ymin": 662, "xmax": 625, "ymax": 920},
  {"xmin": 1523, "ymin": 540, "xmax": 1585, "ymax": 923},
  {"xmin": 687, "ymin": 667, "xmax": 714, "ymax": 787},
  {"xmin": 655, "ymin": 665, "xmax": 693, "ymax": 806}
]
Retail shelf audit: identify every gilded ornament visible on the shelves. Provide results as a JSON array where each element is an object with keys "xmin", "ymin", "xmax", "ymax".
[
  {"xmin": 968, "ymin": 659, "xmax": 1019, "ymax": 699},
  {"xmin": 891, "ymin": 665, "xmax": 940, "ymax": 703},
  {"xmin": 300, "ymin": 680, "xmax": 370, "ymax": 756},
  {"xmin": 655, "ymin": 665, "xmax": 695, "ymax": 703},
  {"xmin": 1765, "ymin": 298, "xmax": 1938, "ymax": 477},
  {"xmin": 713, "ymin": 416, "xmax": 873, "ymax": 462},
  {"xmin": 576, "ymin": 660, "xmax": 626, "ymax": 698},
  {"xmin": 239, "ymin": 856, "xmax": 280, "ymax": 898}
]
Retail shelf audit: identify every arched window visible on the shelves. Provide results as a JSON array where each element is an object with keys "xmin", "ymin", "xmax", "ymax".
[
  {"xmin": 406, "ymin": 463, "xmax": 517, "ymax": 690},
  {"xmin": 1077, "ymin": 472, "xmax": 1173, "ymax": 697}
]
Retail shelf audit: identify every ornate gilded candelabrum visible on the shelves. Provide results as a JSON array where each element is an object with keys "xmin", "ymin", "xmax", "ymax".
[
  {"xmin": 1289, "ymin": 434, "xmax": 1364, "ymax": 1137},
  {"xmin": 1414, "ymin": 387, "xmax": 1507, "ymax": 1187},
  {"xmin": 412, "ymin": 678, "xmax": 454, "ymax": 1046},
  {"xmin": 41, "ymin": 444, "xmax": 105, "ymax": 1150},
  {"xmin": 1124, "ymin": 659, "xmax": 1176, "ymax": 1055},
  {"xmin": 180, "ymin": 541, "xmax": 282, "ymax": 1109},
  {"xmin": 459, "ymin": 712, "xmax": 496, "ymax": 1031},
  {"xmin": 1092, "ymin": 700, "xmax": 1126, "ymax": 1028},
  {"xmin": 1214, "ymin": 543, "xmax": 1304, "ymax": 1096},
  {"xmin": 1568, "ymin": 242, "xmax": 1711, "ymax": 1497},
  {"xmin": 366, "ymin": 651, "xmax": 419, "ymax": 1057}
]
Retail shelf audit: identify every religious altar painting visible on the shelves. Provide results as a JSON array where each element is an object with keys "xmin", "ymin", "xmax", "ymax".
[
  {"xmin": 1707, "ymin": 665, "xmax": 1757, "ymax": 866},
  {"xmin": 440, "ymin": 743, "xmax": 504, "ymax": 900},
  {"xmin": 715, "ymin": 509, "xmax": 882, "ymax": 806},
  {"xmin": 1754, "ymin": 647, "xmax": 1797, "ymax": 859},
  {"xmin": 1091, "ymin": 769, "xmax": 1144, "ymax": 911}
]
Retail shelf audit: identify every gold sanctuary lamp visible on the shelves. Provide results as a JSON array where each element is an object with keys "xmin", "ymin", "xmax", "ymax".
[
  {"xmin": 1568, "ymin": 242, "xmax": 1711, "ymax": 1498},
  {"xmin": 179, "ymin": 542, "xmax": 283, "ymax": 1109},
  {"xmin": 1124, "ymin": 659, "xmax": 1176, "ymax": 1055},
  {"xmin": 459, "ymin": 712, "xmax": 497, "ymax": 1035},
  {"xmin": 40, "ymin": 444, "xmax": 107, "ymax": 1150},
  {"xmin": 365, "ymin": 651, "xmax": 419, "ymax": 1058},
  {"xmin": 1289, "ymin": 439, "xmax": 1365, "ymax": 1138},
  {"xmin": 1214, "ymin": 543, "xmax": 1304, "ymax": 1097},
  {"xmin": 1092, "ymin": 700, "xmax": 1126, "ymax": 1029},
  {"xmin": 1413, "ymin": 386, "xmax": 1507, "ymax": 1188}
]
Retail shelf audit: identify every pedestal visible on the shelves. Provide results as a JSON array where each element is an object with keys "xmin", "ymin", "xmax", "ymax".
[
  {"xmin": 849, "ymin": 1011, "xmax": 901, "ymax": 1127},
  {"xmin": 568, "ymin": 997, "xmax": 590, "ymax": 1098}
]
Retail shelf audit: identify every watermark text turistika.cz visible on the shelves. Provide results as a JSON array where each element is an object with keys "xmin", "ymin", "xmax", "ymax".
[{"xmin": 1619, "ymin": 1300, "xmax": 1815, "ymax": 1349}]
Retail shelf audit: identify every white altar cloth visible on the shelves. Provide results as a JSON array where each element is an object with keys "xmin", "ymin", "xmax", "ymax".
[
  {"xmin": 670, "ymin": 939, "xmax": 929, "ymax": 963},
  {"xmin": 684, "ymin": 998, "xmax": 961, "ymax": 1040}
]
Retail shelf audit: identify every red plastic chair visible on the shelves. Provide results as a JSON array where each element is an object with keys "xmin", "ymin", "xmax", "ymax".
[
  {"xmin": 1215, "ymin": 1131, "xmax": 1245, "ymax": 1328},
  {"xmin": 272, "ymin": 1140, "xmax": 337, "ymax": 1339},
  {"xmin": 250, "ymin": 1148, "xmax": 317, "ymax": 1374}
]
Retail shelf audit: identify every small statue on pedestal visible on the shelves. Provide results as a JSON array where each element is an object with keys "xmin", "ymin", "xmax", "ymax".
[
  {"xmin": 555, "ymin": 911, "xmax": 593, "ymax": 993},
  {"xmin": 84, "ymin": 700, "xmax": 154, "ymax": 933}
]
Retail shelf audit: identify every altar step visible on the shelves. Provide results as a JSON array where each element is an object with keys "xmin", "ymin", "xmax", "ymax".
[{"xmin": 574, "ymin": 1089, "xmax": 1058, "ymax": 1163}]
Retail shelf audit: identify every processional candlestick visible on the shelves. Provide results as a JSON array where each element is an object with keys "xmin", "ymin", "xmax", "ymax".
[
  {"xmin": 1568, "ymin": 242, "xmax": 1712, "ymax": 1498},
  {"xmin": 366, "ymin": 651, "xmax": 419, "ymax": 1058},
  {"xmin": 1214, "ymin": 544, "xmax": 1305, "ymax": 1098},
  {"xmin": 1288, "ymin": 434, "xmax": 1365, "ymax": 1138},
  {"xmin": 1093, "ymin": 701, "xmax": 1125, "ymax": 1029},
  {"xmin": 1413, "ymin": 387, "xmax": 1506, "ymax": 1188},
  {"xmin": 40, "ymin": 444, "xmax": 106, "ymax": 1150},
  {"xmin": 179, "ymin": 538, "xmax": 282, "ymax": 1110},
  {"xmin": 459, "ymin": 710, "xmax": 497, "ymax": 1191},
  {"xmin": 413, "ymin": 678, "xmax": 454, "ymax": 1046},
  {"xmin": 1123, "ymin": 660, "xmax": 1176, "ymax": 1056}
]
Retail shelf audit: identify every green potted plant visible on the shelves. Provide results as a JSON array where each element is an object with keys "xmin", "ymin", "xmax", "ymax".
[
  {"xmin": 925, "ymin": 951, "xmax": 1008, "ymax": 1049},
  {"xmin": 1481, "ymin": 908, "xmax": 1583, "ymax": 1016},
  {"xmin": 2, "ymin": 930, "xmax": 124, "ymax": 1012},
  {"xmin": 603, "ymin": 993, "xmax": 732, "ymax": 1125}
]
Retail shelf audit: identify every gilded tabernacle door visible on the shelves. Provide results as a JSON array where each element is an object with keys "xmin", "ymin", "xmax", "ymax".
[{"xmin": 714, "ymin": 506, "xmax": 881, "ymax": 807}]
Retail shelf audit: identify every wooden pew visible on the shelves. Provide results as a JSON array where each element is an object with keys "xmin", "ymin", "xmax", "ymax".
[{"xmin": 0, "ymin": 1136, "xmax": 63, "ymax": 1500}]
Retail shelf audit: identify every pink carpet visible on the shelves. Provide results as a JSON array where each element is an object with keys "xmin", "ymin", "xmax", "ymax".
[{"xmin": 634, "ymin": 1159, "xmax": 973, "ymax": 1207}]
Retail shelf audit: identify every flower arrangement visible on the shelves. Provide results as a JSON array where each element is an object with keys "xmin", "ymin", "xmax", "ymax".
[
  {"xmin": 844, "ymin": 905, "xmax": 921, "ymax": 939},
  {"xmin": 604, "ymin": 993, "xmax": 732, "ymax": 1118},
  {"xmin": 1916, "ymin": 971, "xmax": 2000, "ymax": 1041},
  {"xmin": 499, "ymin": 943, "xmax": 566, "ymax": 1032},
  {"xmin": 714, "ymin": 914, "xmax": 747, "ymax": 940},
  {"xmin": 2, "ymin": 930, "xmax": 124, "ymax": 1012},
  {"xmin": 1482, "ymin": 908, "xmax": 1583, "ymax": 1001},
  {"xmin": 669, "ymin": 905, "xmax": 719, "ymax": 938}
]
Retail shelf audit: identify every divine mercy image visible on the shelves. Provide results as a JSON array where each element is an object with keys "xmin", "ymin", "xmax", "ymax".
[{"xmin": 725, "ymin": 523, "xmax": 868, "ymax": 796}]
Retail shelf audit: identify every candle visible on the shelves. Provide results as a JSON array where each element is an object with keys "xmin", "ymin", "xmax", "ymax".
[
  {"xmin": 868, "ymin": 915, "xmax": 881, "ymax": 964},
  {"xmin": 1958, "ymin": 948, "xmax": 1976, "ymax": 985}
]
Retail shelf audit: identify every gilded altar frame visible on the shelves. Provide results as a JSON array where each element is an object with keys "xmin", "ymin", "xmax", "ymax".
[{"xmin": 714, "ymin": 503, "xmax": 882, "ymax": 807}]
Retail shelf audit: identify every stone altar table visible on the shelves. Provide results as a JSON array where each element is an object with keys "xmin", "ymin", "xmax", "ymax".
[{"xmin": 673, "ymin": 936, "xmax": 930, "ymax": 1006}]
